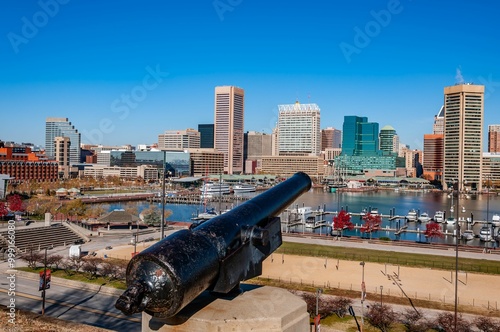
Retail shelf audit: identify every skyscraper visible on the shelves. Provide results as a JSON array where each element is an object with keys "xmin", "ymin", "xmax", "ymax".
[
  {"xmin": 214, "ymin": 86, "xmax": 244, "ymax": 174},
  {"xmin": 158, "ymin": 129, "xmax": 200, "ymax": 149},
  {"xmin": 443, "ymin": 84, "xmax": 484, "ymax": 192},
  {"xmin": 198, "ymin": 124, "xmax": 215, "ymax": 148},
  {"xmin": 277, "ymin": 101, "xmax": 321, "ymax": 156},
  {"xmin": 321, "ymin": 127, "xmax": 342, "ymax": 151},
  {"xmin": 488, "ymin": 125, "xmax": 500, "ymax": 153},
  {"xmin": 341, "ymin": 116, "xmax": 379, "ymax": 156},
  {"xmin": 433, "ymin": 106, "xmax": 445, "ymax": 135},
  {"xmin": 379, "ymin": 125, "xmax": 397, "ymax": 155},
  {"xmin": 54, "ymin": 136, "xmax": 71, "ymax": 178},
  {"xmin": 45, "ymin": 117, "xmax": 81, "ymax": 164}
]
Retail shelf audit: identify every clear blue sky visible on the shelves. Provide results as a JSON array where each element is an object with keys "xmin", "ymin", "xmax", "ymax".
[{"xmin": 1, "ymin": 0, "xmax": 499, "ymax": 150}]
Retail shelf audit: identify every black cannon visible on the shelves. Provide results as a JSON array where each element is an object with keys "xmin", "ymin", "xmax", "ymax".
[{"xmin": 115, "ymin": 171, "xmax": 312, "ymax": 318}]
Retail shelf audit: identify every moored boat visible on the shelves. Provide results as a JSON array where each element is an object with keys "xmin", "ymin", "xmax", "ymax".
[
  {"xmin": 479, "ymin": 226, "xmax": 492, "ymax": 242},
  {"xmin": 461, "ymin": 229, "xmax": 475, "ymax": 241},
  {"xmin": 417, "ymin": 212, "xmax": 430, "ymax": 223},
  {"xmin": 433, "ymin": 211, "xmax": 445, "ymax": 223},
  {"xmin": 233, "ymin": 183, "xmax": 256, "ymax": 193},
  {"xmin": 406, "ymin": 209, "xmax": 418, "ymax": 222}
]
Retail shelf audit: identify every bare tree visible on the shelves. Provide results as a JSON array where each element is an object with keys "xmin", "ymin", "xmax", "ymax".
[
  {"xmin": 365, "ymin": 303, "xmax": 396, "ymax": 332},
  {"xmin": 330, "ymin": 297, "xmax": 353, "ymax": 318},
  {"xmin": 100, "ymin": 259, "xmax": 127, "ymax": 281},
  {"xmin": 400, "ymin": 309, "xmax": 432, "ymax": 332},
  {"xmin": 434, "ymin": 312, "xmax": 472, "ymax": 332},
  {"xmin": 473, "ymin": 316, "xmax": 500, "ymax": 332},
  {"xmin": 46, "ymin": 254, "xmax": 64, "ymax": 270},
  {"xmin": 81, "ymin": 257, "xmax": 102, "ymax": 279},
  {"xmin": 19, "ymin": 248, "xmax": 43, "ymax": 269}
]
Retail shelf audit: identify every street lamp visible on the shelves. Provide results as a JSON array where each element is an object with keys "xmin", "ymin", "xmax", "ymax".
[
  {"xmin": 315, "ymin": 288, "xmax": 323, "ymax": 316},
  {"xmin": 380, "ymin": 285, "xmax": 383, "ymax": 305},
  {"xmin": 360, "ymin": 261, "xmax": 365, "ymax": 330}
]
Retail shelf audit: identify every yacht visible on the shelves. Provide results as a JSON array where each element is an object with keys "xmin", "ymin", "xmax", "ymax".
[
  {"xmin": 405, "ymin": 209, "xmax": 418, "ymax": 222},
  {"xmin": 492, "ymin": 214, "xmax": 500, "ymax": 227},
  {"xmin": 461, "ymin": 229, "xmax": 475, "ymax": 241},
  {"xmin": 445, "ymin": 217, "xmax": 456, "ymax": 225},
  {"xmin": 417, "ymin": 212, "xmax": 430, "ymax": 223},
  {"xmin": 479, "ymin": 227, "xmax": 492, "ymax": 242},
  {"xmin": 192, "ymin": 208, "xmax": 219, "ymax": 221},
  {"xmin": 433, "ymin": 211, "xmax": 445, "ymax": 223},
  {"xmin": 233, "ymin": 183, "xmax": 256, "ymax": 194},
  {"xmin": 201, "ymin": 182, "xmax": 231, "ymax": 195},
  {"xmin": 370, "ymin": 208, "xmax": 379, "ymax": 216}
]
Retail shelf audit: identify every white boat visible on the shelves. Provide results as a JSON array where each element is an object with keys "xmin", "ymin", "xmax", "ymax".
[
  {"xmin": 417, "ymin": 212, "xmax": 430, "ymax": 223},
  {"xmin": 492, "ymin": 214, "xmax": 500, "ymax": 227},
  {"xmin": 445, "ymin": 217, "xmax": 456, "ymax": 225},
  {"xmin": 479, "ymin": 227, "xmax": 492, "ymax": 242},
  {"xmin": 296, "ymin": 206, "xmax": 313, "ymax": 223},
  {"xmin": 433, "ymin": 211, "xmax": 445, "ymax": 223},
  {"xmin": 233, "ymin": 183, "xmax": 256, "ymax": 193},
  {"xmin": 461, "ymin": 230, "xmax": 475, "ymax": 241},
  {"xmin": 406, "ymin": 209, "xmax": 418, "ymax": 222},
  {"xmin": 192, "ymin": 208, "xmax": 219, "ymax": 220},
  {"xmin": 370, "ymin": 208, "xmax": 379, "ymax": 215},
  {"xmin": 201, "ymin": 182, "xmax": 231, "ymax": 195}
]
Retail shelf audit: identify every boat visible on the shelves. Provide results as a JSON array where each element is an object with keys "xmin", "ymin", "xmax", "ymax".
[
  {"xmin": 433, "ymin": 211, "xmax": 445, "ymax": 223},
  {"xmin": 296, "ymin": 206, "xmax": 313, "ymax": 223},
  {"xmin": 233, "ymin": 183, "xmax": 256, "ymax": 193},
  {"xmin": 370, "ymin": 208, "xmax": 379, "ymax": 215},
  {"xmin": 445, "ymin": 217, "xmax": 456, "ymax": 225},
  {"xmin": 461, "ymin": 230, "xmax": 475, "ymax": 241},
  {"xmin": 405, "ymin": 209, "xmax": 418, "ymax": 222},
  {"xmin": 479, "ymin": 226, "xmax": 492, "ymax": 242},
  {"xmin": 201, "ymin": 182, "xmax": 231, "ymax": 195},
  {"xmin": 417, "ymin": 212, "xmax": 430, "ymax": 223},
  {"xmin": 492, "ymin": 214, "xmax": 500, "ymax": 227},
  {"xmin": 192, "ymin": 207, "xmax": 219, "ymax": 220}
]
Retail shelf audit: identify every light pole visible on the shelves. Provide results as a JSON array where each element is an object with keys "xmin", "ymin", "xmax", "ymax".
[
  {"xmin": 315, "ymin": 288, "xmax": 323, "ymax": 316},
  {"xmin": 380, "ymin": 285, "xmax": 383, "ymax": 305},
  {"xmin": 160, "ymin": 150, "xmax": 166, "ymax": 239},
  {"xmin": 360, "ymin": 261, "xmax": 365, "ymax": 330}
]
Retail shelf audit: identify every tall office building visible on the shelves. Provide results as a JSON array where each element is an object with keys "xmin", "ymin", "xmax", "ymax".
[
  {"xmin": 45, "ymin": 117, "xmax": 81, "ymax": 164},
  {"xmin": 54, "ymin": 136, "xmax": 71, "ymax": 178},
  {"xmin": 488, "ymin": 125, "xmax": 500, "ymax": 153},
  {"xmin": 423, "ymin": 134, "xmax": 444, "ymax": 181},
  {"xmin": 277, "ymin": 101, "xmax": 321, "ymax": 156},
  {"xmin": 158, "ymin": 129, "xmax": 200, "ymax": 149},
  {"xmin": 433, "ymin": 106, "xmax": 445, "ymax": 135},
  {"xmin": 443, "ymin": 84, "xmax": 484, "ymax": 192},
  {"xmin": 214, "ymin": 86, "xmax": 244, "ymax": 174},
  {"xmin": 321, "ymin": 127, "xmax": 342, "ymax": 151},
  {"xmin": 341, "ymin": 116, "xmax": 379, "ymax": 156},
  {"xmin": 379, "ymin": 125, "xmax": 397, "ymax": 155},
  {"xmin": 198, "ymin": 124, "xmax": 214, "ymax": 148}
]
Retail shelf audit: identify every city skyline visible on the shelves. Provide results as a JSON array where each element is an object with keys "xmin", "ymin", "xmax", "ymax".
[{"xmin": 1, "ymin": 1, "xmax": 499, "ymax": 149}]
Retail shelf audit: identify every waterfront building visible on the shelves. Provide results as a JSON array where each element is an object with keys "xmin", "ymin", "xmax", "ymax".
[
  {"xmin": 187, "ymin": 148, "xmax": 224, "ymax": 176},
  {"xmin": 488, "ymin": 125, "xmax": 500, "ymax": 153},
  {"xmin": 244, "ymin": 131, "xmax": 273, "ymax": 174},
  {"xmin": 198, "ymin": 124, "xmax": 215, "ymax": 149},
  {"xmin": 0, "ymin": 142, "xmax": 58, "ymax": 183},
  {"xmin": 214, "ymin": 86, "xmax": 244, "ymax": 174},
  {"xmin": 443, "ymin": 84, "xmax": 484, "ymax": 192},
  {"xmin": 45, "ymin": 117, "xmax": 81, "ymax": 164},
  {"xmin": 277, "ymin": 101, "xmax": 321, "ymax": 156},
  {"xmin": 423, "ymin": 134, "xmax": 444, "ymax": 182},
  {"xmin": 404, "ymin": 149, "xmax": 423, "ymax": 178},
  {"xmin": 158, "ymin": 129, "xmax": 200, "ymax": 149},
  {"xmin": 482, "ymin": 153, "xmax": 500, "ymax": 185},
  {"xmin": 259, "ymin": 155, "xmax": 324, "ymax": 179},
  {"xmin": 341, "ymin": 116, "xmax": 379, "ymax": 156},
  {"xmin": 83, "ymin": 164, "xmax": 158, "ymax": 181},
  {"xmin": 54, "ymin": 136, "xmax": 71, "ymax": 179},
  {"xmin": 109, "ymin": 150, "xmax": 190, "ymax": 176}
]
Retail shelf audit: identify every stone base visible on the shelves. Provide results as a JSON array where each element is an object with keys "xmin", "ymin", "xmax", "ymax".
[{"xmin": 142, "ymin": 284, "xmax": 309, "ymax": 332}]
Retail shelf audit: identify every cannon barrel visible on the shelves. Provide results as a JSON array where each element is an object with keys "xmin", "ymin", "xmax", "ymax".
[{"xmin": 115, "ymin": 172, "xmax": 311, "ymax": 318}]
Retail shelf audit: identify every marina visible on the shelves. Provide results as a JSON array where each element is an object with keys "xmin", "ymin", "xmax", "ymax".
[{"xmin": 106, "ymin": 187, "xmax": 500, "ymax": 246}]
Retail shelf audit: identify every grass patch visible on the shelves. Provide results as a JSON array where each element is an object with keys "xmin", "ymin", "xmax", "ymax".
[{"xmin": 278, "ymin": 241, "xmax": 500, "ymax": 275}]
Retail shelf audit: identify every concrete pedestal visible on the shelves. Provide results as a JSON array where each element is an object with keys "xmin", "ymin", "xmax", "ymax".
[{"xmin": 142, "ymin": 284, "xmax": 309, "ymax": 332}]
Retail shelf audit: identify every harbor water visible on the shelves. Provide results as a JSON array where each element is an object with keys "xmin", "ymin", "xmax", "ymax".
[{"xmin": 109, "ymin": 188, "xmax": 500, "ymax": 246}]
